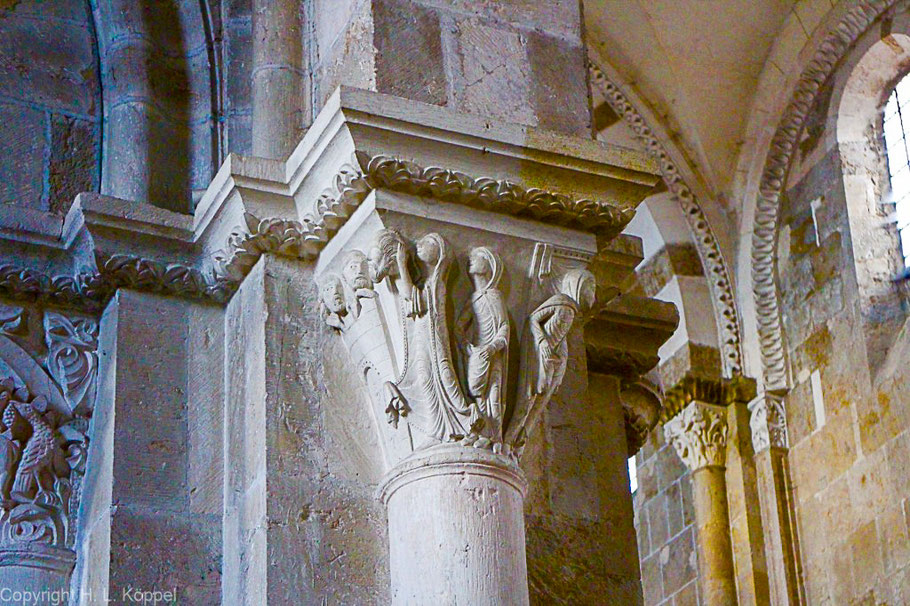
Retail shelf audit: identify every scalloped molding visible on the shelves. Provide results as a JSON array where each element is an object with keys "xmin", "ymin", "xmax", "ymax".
[
  {"xmin": 588, "ymin": 61, "xmax": 744, "ymax": 378},
  {"xmin": 750, "ymin": 0, "xmax": 898, "ymax": 389}
]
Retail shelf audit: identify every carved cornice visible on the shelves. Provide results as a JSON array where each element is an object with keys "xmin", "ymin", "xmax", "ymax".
[
  {"xmin": 664, "ymin": 401, "xmax": 729, "ymax": 471},
  {"xmin": 750, "ymin": 1, "xmax": 897, "ymax": 389},
  {"xmin": 660, "ymin": 375, "xmax": 756, "ymax": 423},
  {"xmin": 358, "ymin": 153, "xmax": 635, "ymax": 237},
  {"xmin": 97, "ymin": 255, "xmax": 233, "ymax": 303},
  {"xmin": 748, "ymin": 392, "xmax": 789, "ymax": 452},
  {"xmin": 216, "ymin": 153, "xmax": 637, "ymax": 284},
  {"xmin": 589, "ymin": 61, "xmax": 743, "ymax": 377},
  {"xmin": 0, "ymin": 255, "xmax": 229, "ymax": 313},
  {"xmin": 0, "ymin": 151, "xmax": 640, "ymax": 310}
]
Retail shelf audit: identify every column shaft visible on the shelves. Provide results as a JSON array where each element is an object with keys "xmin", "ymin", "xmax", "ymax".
[
  {"xmin": 755, "ymin": 449, "xmax": 803, "ymax": 605},
  {"xmin": 379, "ymin": 446, "xmax": 529, "ymax": 605},
  {"xmin": 252, "ymin": 0, "xmax": 305, "ymax": 159},
  {"xmin": 693, "ymin": 466, "xmax": 738, "ymax": 606}
]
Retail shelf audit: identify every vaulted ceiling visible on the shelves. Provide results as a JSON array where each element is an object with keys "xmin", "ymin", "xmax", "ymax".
[{"xmin": 585, "ymin": 0, "xmax": 815, "ymax": 211}]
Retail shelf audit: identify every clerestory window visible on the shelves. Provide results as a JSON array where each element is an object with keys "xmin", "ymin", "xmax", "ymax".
[{"xmin": 883, "ymin": 74, "xmax": 910, "ymax": 268}]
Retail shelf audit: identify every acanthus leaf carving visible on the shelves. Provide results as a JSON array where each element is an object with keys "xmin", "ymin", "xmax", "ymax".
[
  {"xmin": 319, "ymin": 230, "xmax": 596, "ymax": 461},
  {"xmin": 0, "ymin": 305, "xmax": 25, "ymax": 336},
  {"xmin": 664, "ymin": 401, "xmax": 729, "ymax": 471},
  {"xmin": 44, "ymin": 312, "xmax": 99, "ymax": 417},
  {"xmin": 748, "ymin": 392, "xmax": 789, "ymax": 453}
]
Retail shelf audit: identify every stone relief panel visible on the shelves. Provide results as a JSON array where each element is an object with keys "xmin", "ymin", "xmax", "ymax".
[
  {"xmin": 318, "ymin": 229, "xmax": 595, "ymax": 462},
  {"xmin": 0, "ymin": 308, "xmax": 97, "ymax": 564}
]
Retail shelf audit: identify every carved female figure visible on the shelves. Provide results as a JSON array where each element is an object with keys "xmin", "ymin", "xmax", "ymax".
[
  {"xmin": 505, "ymin": 268, "xmax": 595, "ymax": 451},
  {"xmin": 460, "ymin": 247, "xmax": 509, "ymax": 448}
]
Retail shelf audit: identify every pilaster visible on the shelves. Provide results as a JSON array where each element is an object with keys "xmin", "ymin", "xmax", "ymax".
[{"xmin": 749, "ymin": 391, "xmax": 804, "ymax": 606}]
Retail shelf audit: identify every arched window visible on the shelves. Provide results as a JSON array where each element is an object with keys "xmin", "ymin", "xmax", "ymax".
[{"xmin": 883, "ymin": 74, "xmax": 910, "ymax": 268}]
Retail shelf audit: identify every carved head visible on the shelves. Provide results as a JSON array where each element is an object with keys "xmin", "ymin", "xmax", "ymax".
[
  {"xmin": 560, "ymin": 269, "xmax": 596, "ymax": 311},
  {"xmin": 342, "ymin": 250, "xmax": 372, "ymax": 291},
  {"xmin": 369, "ymin": 229, "xmax": 404, "ymax": 283},
  {"xmin": 318, "ymin": 273, "xmax": 347, "ymax": 315},
  {"xmin": 416, "ymin": 234, "xmax": 442, "ymax": 265},
  {"xmin": 468, "ymin": 247, "xmax": 502, "ymax": 291}
]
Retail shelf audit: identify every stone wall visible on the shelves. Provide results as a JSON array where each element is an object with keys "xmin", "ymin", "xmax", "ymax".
[
  {"xmin": 634, "ymin": 430, "xmax": 700, "ymax": 606},
  {"xmin": 771, "ymin": 14, "xmax": 910, "ymax": 604},
  {"xmin": 0, "ymin": 0, "xmax": 100, "ymax": 213},
  {"xmin": 310, "ymin": 0, "xmax": 592, "ymax": 136}
]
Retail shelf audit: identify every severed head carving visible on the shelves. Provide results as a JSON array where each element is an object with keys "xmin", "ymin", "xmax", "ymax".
[
  {"xmin": 318, "ymin": 273, "xmax": 348, "ymax": 331},
  {"xmin": 343, "ymin": 250, "xmax": 373, "ymax": 293}
]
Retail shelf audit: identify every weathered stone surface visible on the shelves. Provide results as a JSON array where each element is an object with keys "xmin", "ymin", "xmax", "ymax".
[
  {"xmin": 374, "ymin": 0, "xmax": 447, "ymax": 105},
  {"xmin": 0, "ymin": 104, "xmax": 45, "ymax": 207}
]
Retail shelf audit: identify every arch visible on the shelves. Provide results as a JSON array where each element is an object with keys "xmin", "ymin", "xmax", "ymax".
[
  {"xmin": 748, "ymin": 0, "xmax": 903, "ymax": 390},
  {"xmin": 835, "ymin": 33, "xmax": 910, "ymax": 374},
  {"xmin": 91, "ymin": 0, "xmax": 222, "ymax": 213},
  {"xmin": 589, "ymin": 59, "xmax": 743, "ymax": 378}
]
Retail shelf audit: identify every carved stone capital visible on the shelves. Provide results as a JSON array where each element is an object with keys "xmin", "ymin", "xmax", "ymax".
[
  {"xmin": 748, "ymin": 392, "xmax": 789, "ymax": 453},
  {"xmin": 620, "ymin": 381, "xmax": 662, "ymax": 456},
  {"xmin": 660, "ymin": 375, "xmax": 756, "ymax": 423},
  {"xmin": 663, "ymin": 401, "xmax": 729, "ymax": 471}
]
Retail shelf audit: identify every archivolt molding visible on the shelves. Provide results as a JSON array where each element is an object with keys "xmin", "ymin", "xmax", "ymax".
[
  {"xmin": 589, "ymin": 61, "xmax": 744, "ymax": 378},
  {"xmin": 750, "ymin": 0, "xmax": 899, "ymax": 389}
]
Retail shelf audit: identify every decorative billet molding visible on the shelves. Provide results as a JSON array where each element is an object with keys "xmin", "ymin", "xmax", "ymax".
[
  {"xmin": 748, "ymin": 392, "xmax": 789, "ymax": 452},
  {"xmin": 750, "ymin": 1, "xmax": 897, "ymax": 389},
  {"xmin": 664, "ymin": 401, "xmax": 729, "ymax": 471},
  {"xmin": 660, "ymin": 375, "xmax": 756, "ymax": 423},
  {"xmin": 589, "ymin": 61, "xmax": 744, "ymax": 378}
]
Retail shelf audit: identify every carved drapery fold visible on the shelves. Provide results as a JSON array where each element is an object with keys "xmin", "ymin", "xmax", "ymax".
[
  {"xmin": 319, "ymin": 229, "xmax": 596, "ymax": 460},
  {"xmin": 664, "ymin": 402, "xmax": 729, "ymax": 471}
]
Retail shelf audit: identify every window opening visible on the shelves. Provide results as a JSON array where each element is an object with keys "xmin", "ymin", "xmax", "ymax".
[
  {"xmin": 883, "ymin": 74, "xmax": 910, "ymax": 267},
  {"xmin": 628, "ymin": 456, "xmax": 638, "ymax": 493}
]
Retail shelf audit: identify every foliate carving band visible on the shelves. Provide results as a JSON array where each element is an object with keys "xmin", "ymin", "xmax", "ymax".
[
  {"xmin": 748, "ymin": 393, "xmax": 788, "ymax": 452},
  {"xmin": 664, "ymin": 402, "xmax": 729, "ymax": 471},
  {"xmin": 217, "ymin": 153, "xmax": 636, "ymax": 283},
  {"xmin": 0, "ymin": 255, "xmax": 231, "ymax": 313},
  {"xmin": 319, "ymin": 230, "xmax": 595, "ymax": 458}
]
